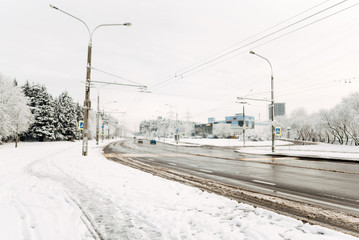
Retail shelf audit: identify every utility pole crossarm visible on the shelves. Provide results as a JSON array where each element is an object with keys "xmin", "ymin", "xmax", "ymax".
[
  {"xmin": 91, "ymin": 80, "xmax": 147, "ymax": 89},
  {"xmin": 237, "ymin": 97, "xmax": 271, "ymax": 102}
]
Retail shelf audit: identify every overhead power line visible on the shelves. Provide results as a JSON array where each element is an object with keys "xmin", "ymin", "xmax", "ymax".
[
  {"xmin": 149, "ymin": 0, "xmax": 354, "ymax": 91},
  {"xmin": 151, "ymin": 0, "xmax": 333, "ymax": 87},
  {"xmin": 178, "ymin": 0, "xmax": 359, "ymax": 84}
]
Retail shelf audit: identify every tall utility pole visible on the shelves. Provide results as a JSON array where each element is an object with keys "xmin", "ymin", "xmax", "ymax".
[
  {"xmin": 50, "ymin": 5, "xmax": 131, "ymax": 155},
  {"xmin": 242, "ymin": 104, "xmax": 245, "ymax": 147},
  {"xmin": 176, "ymin": 111, "xmax": 179, "ymax": 144},
  {"xmin": 249, "ymin": 51, "xmax": 275, "ymax": 152},
  {"xmin": 91, "ymin": 79, "xmax": 144, "ymax": 145},
  {"xmin": 237, "ymin": 101, "xmax": 247, "ymax": 147},
  {"xmin": 96, "ymin": 94, "xmax": 100, "ymax": 145},
  {"xmin": 166, "ymin": 104, "xmax": 179, "ymax": 144}
]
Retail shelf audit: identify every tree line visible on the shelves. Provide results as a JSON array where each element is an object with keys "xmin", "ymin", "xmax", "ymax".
[
  {"xmin": 277, "ymin": 93, "xmax": 359, "ymax": 145},
  {"xmin": 0, "ymin": 74, "xmax": 119, "ymax": 144},
  {"xmin": 139, "ymin": 117, "xmax": 195, "ymax": 138},
  {"xmin": 139, "ymin": 93, "xmax": 359, "ymax": 146},
  {"xmin": 0, "ymin": 75, "xmax": 83, "ymax": 143}
]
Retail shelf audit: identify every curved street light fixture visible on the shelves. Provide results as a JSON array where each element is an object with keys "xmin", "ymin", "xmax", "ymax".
[
  {"xmin": 50, "ymin": 4, "xmax": 131, "ymax": 155},
  {"xmin": 249, "ymin": 51, "xmax": 275, "ymax": 152}
]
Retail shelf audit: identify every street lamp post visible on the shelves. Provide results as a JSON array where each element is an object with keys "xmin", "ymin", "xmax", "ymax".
[
  {"xmin": 236, "ymin": 101, "xmax": 248, "ymax": 147},
  {"xmin": 50, "ymin": 5, "xmax": 131, "ymax": 155},
  {"xmin": 98, "ymin": 100, "xmax": 121, "ymax": 142},
  {"xmin": 249, "ymin": 51, "xmax": 275, "ymax": 152},
  {"xmin": 166, "ymin": 104, "xmax": 179, "ymax": 144},
  {"xmin": 91, "ymin": 84, "xmax": 114, "ymax": 145},
  {"xmin": 240, "ymin": 102, "xmax": 247, "ymax": 147},
  {"xmin": 96, "ymin": 93, "xmax": 100, "ymax": 145}
]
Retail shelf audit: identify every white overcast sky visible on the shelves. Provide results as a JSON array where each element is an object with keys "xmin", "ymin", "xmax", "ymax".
[{"xmin": 1, "ymin": 0, "xmax": 359, "ymax": 129}]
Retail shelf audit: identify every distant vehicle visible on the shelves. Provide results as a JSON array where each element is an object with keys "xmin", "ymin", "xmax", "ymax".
[
  {"xmin": 150, "ymin": 139, "xmax": 157, "ymax": 144},
  {"xmin": 138, "ymin": 138, "xmax": 143, "ymax": 143}
]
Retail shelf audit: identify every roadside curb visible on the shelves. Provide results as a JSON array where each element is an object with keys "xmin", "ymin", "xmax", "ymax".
[{"xmin": 235, "ymin": 150, "xmax": 359, "ymax": 162}]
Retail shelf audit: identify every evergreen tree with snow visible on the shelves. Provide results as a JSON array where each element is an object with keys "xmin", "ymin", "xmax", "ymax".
[
  {"xmin": 75, "ymin": 102, "xmax": 84, "ymax": 124},
  {"xmin": 75, "ymin": 102, "xmax": 84, "ymax": 140},
  {"xmin": 22, "ymin": 83, "xmax": 56, "ymax": 141},
  {"xmin": 22, "ymin": 80, "xmax": 31, "ymax": 97},
  {"xmin": 54, "ymin": 91, "xmax": 78, "ymax": 140}
]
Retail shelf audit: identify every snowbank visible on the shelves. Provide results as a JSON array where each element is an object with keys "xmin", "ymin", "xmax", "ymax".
[
  {"xmin": 159, "ymin": 138, "xmax": 289, "ymax": 147},
  {"xmin": 159, "ymin": 138, "xmax": 359, "ymax": 161}
]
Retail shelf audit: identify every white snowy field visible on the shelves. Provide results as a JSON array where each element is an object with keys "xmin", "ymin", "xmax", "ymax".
[{"xmin": 0, "ymin": 140, "xmax": 358, "ymax": 240}]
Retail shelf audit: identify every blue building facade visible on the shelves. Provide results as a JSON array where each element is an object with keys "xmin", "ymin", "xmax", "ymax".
[{"xmin": 223, "ymin": 113, "xmax": 255, "ymax": 128}]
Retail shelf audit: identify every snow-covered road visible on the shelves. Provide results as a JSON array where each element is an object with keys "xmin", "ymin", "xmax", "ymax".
[{"xmin": 0, "ymin": 140, "xmax": 357, "ymax": 240}]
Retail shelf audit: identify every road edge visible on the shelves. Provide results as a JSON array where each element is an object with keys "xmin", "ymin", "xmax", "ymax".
[{"xmin": 102, "ymin": 149, "xmax": 359, "ymax": 238}]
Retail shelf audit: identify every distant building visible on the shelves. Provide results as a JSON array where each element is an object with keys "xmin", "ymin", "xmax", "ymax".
[
  {"xmin": 196, "ymin": 113, "xmax": 255, "ymax": 137},
  {"xmin": 225, "ymin": 113, "xmax": 255, "ymax": 128},
  {"xmin": 269, "ymin": 103, "xmax": 286, "ymax": 119},
  {"xmin": 208, "ymin": 117, "xmax": 215, "ymax": 123}
]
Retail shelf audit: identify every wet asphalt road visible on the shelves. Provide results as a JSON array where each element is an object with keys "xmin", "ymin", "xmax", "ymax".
[{"xmin": 105, "ymin": 139, "xmax": 359, "ymax": 215}]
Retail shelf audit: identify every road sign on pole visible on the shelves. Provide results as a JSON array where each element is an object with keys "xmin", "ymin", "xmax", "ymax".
[
  {"xmin": 275, "ymin": 127, "xmax": 281, "ymax": 136},
  {"xmin": 78, "ymin": 121, "xmax": 84, "ymax": 130}
]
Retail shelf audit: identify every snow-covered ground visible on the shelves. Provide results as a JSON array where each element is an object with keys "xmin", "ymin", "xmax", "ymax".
[
  {"xmin": 160, "ymin": 138, "xmax": 289, "ymax": 147},
  {"xmin": 0, "ymin": 140, "xmax": 358, "ymax": 240},
  {"xmin": 161, "ymin": 138, "xmax": 359, "ymax": 161}
]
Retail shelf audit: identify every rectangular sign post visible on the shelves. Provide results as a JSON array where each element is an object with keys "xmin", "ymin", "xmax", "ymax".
[
  {"xmin": 78, "ymin": 121, "xmax": 84, "ymax": 130},
  {"xmin": 275, "ymin": 127, "xmax": 281, "ymax": 136}
]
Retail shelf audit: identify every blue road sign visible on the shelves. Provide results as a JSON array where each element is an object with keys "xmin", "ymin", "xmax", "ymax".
[
  {"xmin": 275, "ymin": 127, "xmax": 281, "ymax": 136},
  {"xmin": 78, "ymin": 121, "xmax": 84, "ymax": 130}
]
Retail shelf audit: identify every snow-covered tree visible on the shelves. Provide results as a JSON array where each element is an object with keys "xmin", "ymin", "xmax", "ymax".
[
  {"xmin": 213, "ymin": 123, "xmax": 231, "ymax": 138},
  {"xmin": 74, "ymin": 102, "xmax": 84, "ymax": 140},
  {"xmin": 278, "ymin": 93, "xmax": 359, "ymax": 145},
  {"xmin": 54, "ymin": 91, "xmax": 78, "ymax": 141},
  {"xmin": 0, "ymin": 75, "xmax": 33, "ymax": 143},
  {"xmin": 22, "ymin": 82, "xmax": 56, "ymax": 141},
  {"xmin": 139, "ymin": 118, "xmax": 195, "ymax": 139},
  {"xmin": 322, "ymin": 93, "xmax": 359, "ymax": 145},
  {"xmin": 75, "ymin": 102, "xmax": 84, "ymax": 123}
]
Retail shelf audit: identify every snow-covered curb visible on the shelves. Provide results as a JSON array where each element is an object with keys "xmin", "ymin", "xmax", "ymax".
[
  {"xmin": 235, "ymin": 143, "xmax": 359, "ymax": 162},
  {"xmin": 158, "ymin": 138, "xmax": 290, "ymax": 147},
  {"xmin": 158, "ymin": 138, "xmax": 359, "ymax": 161}
]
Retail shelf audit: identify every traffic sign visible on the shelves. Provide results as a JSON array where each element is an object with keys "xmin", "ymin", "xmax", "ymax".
[
  {"xmin": 275, "ymin": 127, "xmax": 281, "ymax": 136},
  {"xmin": 78, "ymin": 121, "xmax": 84, "ymax": 130}
]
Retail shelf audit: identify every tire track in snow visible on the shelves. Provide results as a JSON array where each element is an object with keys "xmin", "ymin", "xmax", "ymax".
[
  {"xmin": 24, "ymin": 158, "xmax": 112, "ymax": 239},
  {"xmin": 25, "ymin": 153, "xmax": 163, "ymax": 239}
]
